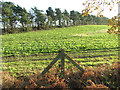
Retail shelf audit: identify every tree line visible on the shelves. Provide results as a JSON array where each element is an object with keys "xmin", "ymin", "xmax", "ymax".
[{"xmin": 1, "ymin": 1, "xmax": 108, "ymax": 34}]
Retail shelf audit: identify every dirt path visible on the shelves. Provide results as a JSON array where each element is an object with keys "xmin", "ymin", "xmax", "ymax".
[{"xmin": 72, "ymin": 29, "xmax": 108, "ymax": 36}]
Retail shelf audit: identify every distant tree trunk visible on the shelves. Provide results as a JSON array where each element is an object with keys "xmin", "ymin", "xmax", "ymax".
[
  {"xmin": 32, "ymin": 23, "xmax": 34, "ymax": 28},
  {"xmin": 3, "ymin": 22, "xmax": 6, "ymax": 33},
  {"xmin": 10, "ymin": 22, "xmax": 13, "ymax": 33},
  {"xmin": 54, "ymin": 20, "xmax": 56, "ymax": 27},
  {"xmin": 59, "ymin": 19, "xmax": 61, "ymax": 26},
  {"xmin": 37, "ymin": 22, "xmax": 40, "ymax": 30},
  {"xmin": 73, "ymin": 20, "xmax": 75, "ymax": 25},
  {"xmin": 67, "ymin": 20, "xmax": 69, "ymax": 26},
  {"xmin": 50, "ymin": 21, "xmax": 52, "ymax": 27},
  {"xmin": 21, "ymin": 23, "xmax": 25, "ymax": 32}
]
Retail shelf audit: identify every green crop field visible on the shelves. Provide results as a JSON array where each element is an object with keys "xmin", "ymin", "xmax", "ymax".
[
  {"xmin": 2, "ymin": 25, "xmax": 118, "ymax": 56},
  {"xmin": 2, "ymin": 25, "xmax": 119, "ymax": 78}
]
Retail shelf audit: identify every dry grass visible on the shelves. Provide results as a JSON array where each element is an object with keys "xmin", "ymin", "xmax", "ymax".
[{"xmin": 2, "ymin": 62, "xmax": 120, "ymax": 89}]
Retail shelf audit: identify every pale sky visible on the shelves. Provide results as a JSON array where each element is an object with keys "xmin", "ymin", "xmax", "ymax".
[{"xmin": 2, "ymin": 0, "xmax": 119, "ymax": 19}]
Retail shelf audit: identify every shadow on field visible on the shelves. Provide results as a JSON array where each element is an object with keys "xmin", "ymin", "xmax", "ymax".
[
  {"xmin": 2, "ymin": 47, "xmax": 120, "ymax": 59},
  {"xmin": 2, "ymin": 50, "xmax": 118, "ymax": 63}
]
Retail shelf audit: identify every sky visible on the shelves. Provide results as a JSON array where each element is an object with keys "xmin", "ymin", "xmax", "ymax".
[{"xmin": 2, "ymin": 0, "xmax": 119, "ymax": 19}]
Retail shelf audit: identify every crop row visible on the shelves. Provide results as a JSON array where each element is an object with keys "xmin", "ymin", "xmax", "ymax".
[
  {"xmin": 2, "ymin": 55, "xmax": 118, "ymax": 78},
  {"xmin": 2, "ymin": 25, "xmax": 118, "ymax": 56},
  {"xmin": 2, "ymin": 39, "xmax": 118, "ymax": 56}
]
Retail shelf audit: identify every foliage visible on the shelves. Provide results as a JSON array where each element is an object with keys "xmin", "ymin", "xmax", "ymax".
[
  {"xmin": 63, "ymin": 9, "xmax": 70, "ymax": 26},
  {"xmin": 46, "ymin": 7, "xmax": 55, "ymax": 27},
  {"xmin": 82, "ymin": 0, "xmax": 120, "ymax": 35},
  {"xmin": 2, "ymin": 2, "xmax": 18, "ymax": 33},
  {"xmin": 55, "ymin": 8, "xmax": 62, "ymax": 27},
  {"xmin": 1, "ymin": 1, "xmax": 109, "ymax": 34},
  {"xmin": 2, "ymin": 2, "xmax": 32, "ymax": 33}
]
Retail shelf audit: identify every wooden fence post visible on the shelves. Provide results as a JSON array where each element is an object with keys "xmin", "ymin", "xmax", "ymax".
[
  {"xmin": 65, "ymin": 54, "xmax": 84, "ymax": 75},
  {"xmin": 60, "ymin": 49, "xmax": 65, "ymax": 78},
  {"xmin": 41, "ymin": 49, "xmax": 84, "ymax": 77},
  {"xmin": 41, "ymin": 52, "xmax": 61, "ymax": 76}
]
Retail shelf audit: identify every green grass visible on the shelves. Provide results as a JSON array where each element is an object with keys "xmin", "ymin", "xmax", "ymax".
[{"xmin": 2, "ymin": 25, "xmax": 119, "ymax": 78}]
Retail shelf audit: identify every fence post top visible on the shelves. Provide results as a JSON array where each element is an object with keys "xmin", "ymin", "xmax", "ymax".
[
  {"xmin": 58, "ymin": 49, "xmax": 64, "ymax": 53},
  {"xmin": 60, "ymin": 49, "xmax": 64, "ymax": 52},
  {"xmin": 61, "ymin": 49, "xmax": 64, "ymax": 51}
]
